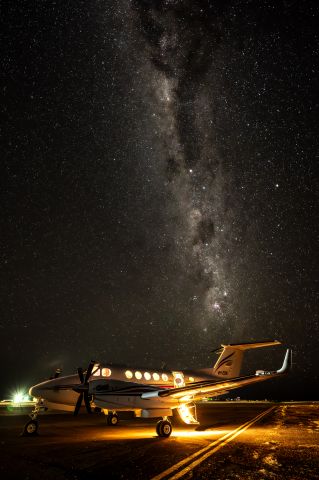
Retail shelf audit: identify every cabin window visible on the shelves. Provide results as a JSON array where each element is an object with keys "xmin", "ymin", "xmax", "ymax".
[
  {"xmin": 144, "ymin": 372, "xmax": 151, "ymax": 380},
  {"xmin": 102, "ymin": 368, "xmax": 111, "ymax": 377},
  {"xmin": 189, "ymin": 377, "xmax": 195, "ymax": 382},
  {"xmin": 135, "ymin": 371, "xmax": 142, "ymax": 380},
  {"xmin": 93, "ymin": 368, "xmax": 101, "ymax": 377},
  {"xmin": 162, "ymin": 374, "xmax": 168, "ymax": 381},
  {"xmin": 153, "ymin": 372, "xmax": 160, "ymax": 381},
  {"xmin": 125, "ymin": 370, "xmax": 133, "ymax": 379}
]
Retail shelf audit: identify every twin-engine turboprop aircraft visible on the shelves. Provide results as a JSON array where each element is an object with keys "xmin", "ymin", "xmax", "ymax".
[{"xmin": 24, "ymin": 340, "xmax": 291, "ymax": 437}]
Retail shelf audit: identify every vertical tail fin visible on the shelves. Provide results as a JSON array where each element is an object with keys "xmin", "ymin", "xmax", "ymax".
[{"xmin": 210, "ymin": 340, "xmax": 281, "ymax": 379}]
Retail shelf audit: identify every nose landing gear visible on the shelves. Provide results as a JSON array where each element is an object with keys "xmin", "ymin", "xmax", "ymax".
[
  {"xmin": 22, "ymin": 400, "xmax": 43, "ymax": 436},
  {"xmin": 23, "ymin": 419, "xmax": 38, "ymax": 436}
]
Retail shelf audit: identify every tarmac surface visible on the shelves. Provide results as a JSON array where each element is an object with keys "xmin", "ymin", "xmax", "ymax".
[{"xmin": 1, "ymin": 402, "xmax": 319, "ymax": 479}]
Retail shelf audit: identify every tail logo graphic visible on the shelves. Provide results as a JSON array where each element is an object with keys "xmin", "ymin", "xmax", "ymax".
[{"xmin": 215, "ymin": 352, "xmax": 235, "ymax": 371}]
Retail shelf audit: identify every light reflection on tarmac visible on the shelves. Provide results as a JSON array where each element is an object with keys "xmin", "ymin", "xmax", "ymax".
[
  {"xmin": 1, "ymin": 402, "xmax": 319, "ymax": 479},
  {"xmin": 96, "ymin": 424, "xmax": 230, "ymax": 441}
]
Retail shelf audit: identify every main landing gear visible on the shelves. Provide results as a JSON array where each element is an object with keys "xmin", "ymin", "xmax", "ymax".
[
  {"xmin": 106, "ymin": 412, "xmax": 119, "ymax": 426},
  {"xmin": 156, "ymin": 418, "xmax": 172, "ymax": 438},
  {"xmin": 22, "ymin": 400, "xmax": 42, "ymax": 436}
]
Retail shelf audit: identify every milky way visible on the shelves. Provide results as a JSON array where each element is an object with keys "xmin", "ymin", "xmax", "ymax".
[
  {"xmin": 128, "ymin": 0, "xmax": 318, "ymax": 378},
  {"xmin": 131, "ymin": 1, "xmax": 250, "ymax": 337}
]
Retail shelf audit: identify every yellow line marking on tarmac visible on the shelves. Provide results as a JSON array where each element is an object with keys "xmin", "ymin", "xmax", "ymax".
[{"xmin": 151, "ymin": 406, "xmax": 276, "ymax": 480}]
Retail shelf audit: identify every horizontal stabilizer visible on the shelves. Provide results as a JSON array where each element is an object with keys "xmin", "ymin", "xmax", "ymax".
[{"xmin": 221, "ymin": 340, "xmax": 281, "ymax": 351}]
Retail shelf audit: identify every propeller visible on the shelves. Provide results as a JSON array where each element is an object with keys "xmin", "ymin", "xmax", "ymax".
[{"xmin": 72, "ymin": 360, "xmax": 96, "ymax": 416}]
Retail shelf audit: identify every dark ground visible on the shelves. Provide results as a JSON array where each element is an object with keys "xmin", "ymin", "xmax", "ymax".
[{"xmin": 1, "ymin": 402, "xmax": 318, "ymax": 479}]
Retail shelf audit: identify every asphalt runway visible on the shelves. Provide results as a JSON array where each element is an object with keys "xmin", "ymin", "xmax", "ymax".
[{"xmin": 1, "ymin": 402, "xmax": 319, "ymax": 479}]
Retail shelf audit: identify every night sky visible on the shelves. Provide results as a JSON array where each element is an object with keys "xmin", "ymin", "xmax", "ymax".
[{"xmin": 1, "ymin": 1, "xmax": 318, "ymax": 400}]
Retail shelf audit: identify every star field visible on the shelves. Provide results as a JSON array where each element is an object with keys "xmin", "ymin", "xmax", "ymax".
[{"xmin": 1, "ymin": 0, "xmax": 318, "ymax": 399}]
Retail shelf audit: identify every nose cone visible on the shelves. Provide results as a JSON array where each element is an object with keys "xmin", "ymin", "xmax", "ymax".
[
  {"xmin": 28, "ymin": 374, "xmax": 80, "ymax": 403},
  {"xmin": 29, "ymin": 378, "xmax": 53, "ymax": 398},
  {"xmin": 29, "ymin": 384, "xmax": 41, "ymax": 398}
]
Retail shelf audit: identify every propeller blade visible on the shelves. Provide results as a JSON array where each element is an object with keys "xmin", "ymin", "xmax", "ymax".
[
  {"xmin": 84, "ymin": 360, "xmax": 96, "ymax": 383},
  {"xmin": 78, "ymin": 367, "xmax": 84, "ymax": 384},
  {"xmin": 74, "ymin": 392, "xmax": 83, "ymax": 416},
  {"xmin": 73, "ymin": 361, "xmax": 96, "ymax": 415},
  {"xmin": 84, "ymin": 392, "xmax": 92, "ymax": 414}
]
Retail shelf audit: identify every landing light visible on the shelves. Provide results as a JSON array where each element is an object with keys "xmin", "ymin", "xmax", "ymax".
[{"xmin": 12, "ymin": 391, "xmax": 30, "ymax": 404}]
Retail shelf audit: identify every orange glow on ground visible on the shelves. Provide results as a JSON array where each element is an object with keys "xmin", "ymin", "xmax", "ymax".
[
  {"xmin": 96, "ymin": 427, "xmax": 231, "ymax": 441},
  {"xmin": 171, "ymin": 429, "xmax": 229, "ymax": 438}
]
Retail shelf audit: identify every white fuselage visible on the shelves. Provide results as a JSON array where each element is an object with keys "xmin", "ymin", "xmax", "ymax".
[{"xmin": 30, "ymin": 363, "xmax": 213, "ymax": 414}]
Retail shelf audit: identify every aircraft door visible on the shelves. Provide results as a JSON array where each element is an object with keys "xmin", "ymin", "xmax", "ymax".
[{"xmin": 172, "ymin": 371, "xmax": 185, "ymax": 388}]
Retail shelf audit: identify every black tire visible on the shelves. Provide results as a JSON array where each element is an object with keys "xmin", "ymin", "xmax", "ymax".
[
  {"xmin": 157, "ymin": 420, "xmax": 172, "ymax": 438},
  {"xmin": 107, "ymin": 413, "xmax": 119, "ymax": 426},
  {"xmin": 156, "ymin": 420, "xmax": 162, "ymax": 436},
  {"xmin": 22, "ymin": 420, "xmax": 38, "ymax": 436}
]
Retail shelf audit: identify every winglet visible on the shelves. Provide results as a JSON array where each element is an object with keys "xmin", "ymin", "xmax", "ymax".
[{"xmin": 276, "ymin": 349, "xmax": 292, "ymax": 374}]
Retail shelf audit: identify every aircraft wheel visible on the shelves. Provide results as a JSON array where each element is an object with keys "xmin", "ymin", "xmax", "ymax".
[
  {"xmin": 157, "ymin": 420, "xmax": 172, "ymax": 438},
  {"xmin": 107, "ymin": 413, "xmax": 119, "ymax": 426},
  {"xmin": 22, "ymin": 420, "xmax": 38, "ymax": 436}
]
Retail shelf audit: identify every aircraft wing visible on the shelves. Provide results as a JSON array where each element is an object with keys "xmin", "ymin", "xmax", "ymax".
[
  {"xmin": 143, "ymin": 349, "xmax": 291, "ymax": 402},
  {"xmin": 158, "ymin": 373, "xmax": 276, "ymax": 401}
]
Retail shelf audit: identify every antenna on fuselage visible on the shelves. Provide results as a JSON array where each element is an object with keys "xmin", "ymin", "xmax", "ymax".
[{"xmin": 49, "ymin": 367, "xmax": 62, "ymax": 380}]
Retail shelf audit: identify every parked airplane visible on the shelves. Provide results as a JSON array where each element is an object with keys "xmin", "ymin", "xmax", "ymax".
[{"xmin": 24, "ymin": 340, "xmax": 291, "ymax": 437}]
